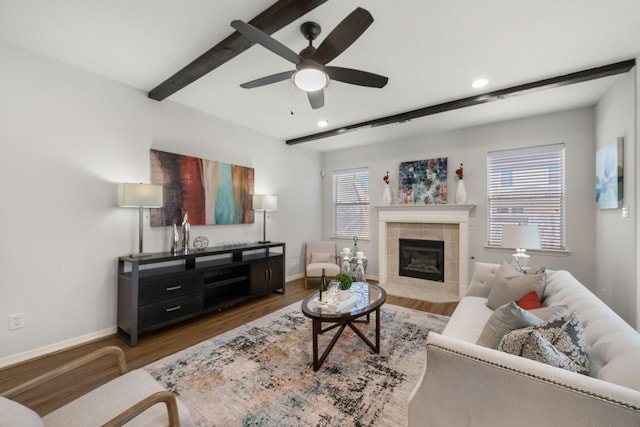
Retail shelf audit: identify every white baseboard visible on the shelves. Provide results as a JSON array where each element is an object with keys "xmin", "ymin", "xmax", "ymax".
[
  {"xmin": 286, "ymin": 273, "xmax": 304, "ymax": 281},
  {"xmin": 0, "ymin": 326, "xmax": 117, "ymax": 369}
]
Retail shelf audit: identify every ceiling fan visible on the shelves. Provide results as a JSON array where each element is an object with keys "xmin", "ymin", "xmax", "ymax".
[{"xmin": 231, "ymin": 7, "xmax": 388, "ymax": 109}]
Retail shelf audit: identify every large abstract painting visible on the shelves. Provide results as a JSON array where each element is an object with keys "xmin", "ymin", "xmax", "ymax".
[
  {"xmin": 150, "ymin": 149, "xmax": 254, "ymax": 226},
  {"xmin": 595, "ymin": 137, "xmax": 624, "ymax": 210},
  {"xmin": 398, "ymin": 158, "xmax": 448, "ymax": 204}
]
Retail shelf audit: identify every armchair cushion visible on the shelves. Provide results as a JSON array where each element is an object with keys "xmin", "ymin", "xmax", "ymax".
[
  {"xmin": 0, "ymin": 397, "xmax": 44, "ymax": 427},
  {"xmin": 42, "ymin": 369, "xmax": 192, "ymax": 427},
  {"xmin": 310, "ymin": 252, "xmax": 331, "ymax": 263},
  {"xmin": 306, "ymin": 263, "xmax": 340, "ymax": 277}
]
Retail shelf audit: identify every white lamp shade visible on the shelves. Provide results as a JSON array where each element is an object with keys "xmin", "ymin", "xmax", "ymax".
[
  {"xmin": 502, "ymin": 224, "xmax": 541, "ymax": 250},
  {"xmin": 118, "ymin": 183, "xmax": 163, "ymax": 208},
  {"xmin": 293, "ymin": 68, "xmax": 328, "ymax": 92},
  {"xmin": 252, "ymin": 194, "xmax": 277, "ymax": 211}
]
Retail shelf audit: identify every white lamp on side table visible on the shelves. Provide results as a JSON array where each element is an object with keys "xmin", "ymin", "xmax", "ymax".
[
  {"xmin": 118, "ymin": 183, "xmax": 163, "ymax": 257},
  {"xmin": 501, "ymin": 224, "xmax": 541, "ymax": 268}
]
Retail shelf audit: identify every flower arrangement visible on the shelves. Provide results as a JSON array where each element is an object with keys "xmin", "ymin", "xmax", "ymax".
[
  {"xmin": 456, "ymin": 163, "xmax": 464, "ymax": 180},
  {"xmin": 383, "ymin": 171, "xmax": 389, "ymax": 185}
]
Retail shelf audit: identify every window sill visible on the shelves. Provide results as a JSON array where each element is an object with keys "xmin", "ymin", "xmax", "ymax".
[
  {"xmin": 331, "ymin": 236, "xmax": 371, "ymax": 242},
  {"xmin": 484, "ymin": 246, "xmax": 571, "ymax": 257}
]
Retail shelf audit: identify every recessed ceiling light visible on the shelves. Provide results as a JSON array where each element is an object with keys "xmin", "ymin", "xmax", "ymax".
[
  {"xmin": 318, "ymin": 120, "xmax": 329, "ymax": 127},
  {"xmin": 472, "ymin": 78, "xmax": 489, "ymax": 89}
]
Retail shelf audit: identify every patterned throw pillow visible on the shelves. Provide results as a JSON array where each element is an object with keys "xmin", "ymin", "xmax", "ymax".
[{"xmin": 498, "ymin": 312, "xmax": 589, "ymax": 374}]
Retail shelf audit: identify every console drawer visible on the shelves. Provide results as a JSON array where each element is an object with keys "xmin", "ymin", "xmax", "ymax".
[
  {"xmin": 139, "ymin": 273, "xmax": 202, "ymax": 305},
  {"xmin": 138, "ymin": 293, "xmax": 203, "ymax": 330}
]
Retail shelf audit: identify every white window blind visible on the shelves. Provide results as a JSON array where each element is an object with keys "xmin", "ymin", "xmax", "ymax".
[
  {"xmin": 334, "ymin": 168, "xmax": 370, "ymax": 239},
  {"xmin": 487, "ymin": 144, "xmax": 565, "ymax": 250}
]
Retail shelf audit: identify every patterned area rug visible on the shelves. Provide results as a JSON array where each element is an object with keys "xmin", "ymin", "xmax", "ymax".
[{"xmin": 144, "ymin": 302, "xmax": 448, "ymax": 426}]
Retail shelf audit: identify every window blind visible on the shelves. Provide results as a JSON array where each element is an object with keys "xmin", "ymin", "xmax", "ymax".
[
  {"xmin": 334, "ymin": 168, "xmax": 370, "ymax": 239},
  {"xmin": 487, "ymin": 144, "xmax": 565, "ymax": 250}
]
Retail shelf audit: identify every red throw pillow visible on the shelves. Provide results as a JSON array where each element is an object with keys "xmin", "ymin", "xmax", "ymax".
[{"xmin": 517, "ymin": 291, "xmax": 542, "ymax": 310}]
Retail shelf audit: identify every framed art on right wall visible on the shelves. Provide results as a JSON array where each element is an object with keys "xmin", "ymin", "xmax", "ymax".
[{"xmin": 595, "ymin": 137, "xmax": 624, "ymax": 210}]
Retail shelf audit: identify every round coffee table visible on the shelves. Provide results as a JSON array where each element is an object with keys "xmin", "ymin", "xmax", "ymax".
[{"xmin": 301, "ymin": 282, "xmax": 386, "ymax": 371}]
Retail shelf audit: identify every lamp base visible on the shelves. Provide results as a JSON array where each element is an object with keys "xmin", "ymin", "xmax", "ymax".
[
  {"xmin": 130, "ymin": 252, "xmax": 154, "ymax": 258},
  {"xmin": 258, "ymin": 240, "xmax": 271, "ymax": 244},
  {"xmin": 511, "ymin": 251, "xmax": 530, "ymax": 269}
]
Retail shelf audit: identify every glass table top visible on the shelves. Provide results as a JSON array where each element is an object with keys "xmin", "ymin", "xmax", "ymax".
[{"xmin": 302, "ymin": 282, "xmax": 386, "ymax": 319}]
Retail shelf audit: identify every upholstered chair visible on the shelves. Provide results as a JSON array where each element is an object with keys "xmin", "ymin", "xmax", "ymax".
[
  {"xmin": 304, "ymin": 242, "xmax": 341, "ymax": 289},
  {"xmin": 0, "ymin": 346, "xmax": 192, "ymax": 426}
]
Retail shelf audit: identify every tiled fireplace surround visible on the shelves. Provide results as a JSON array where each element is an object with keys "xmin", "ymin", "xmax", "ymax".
[{"xmin": 377, "ymin": 205, "xmax": 474, "ymax": 298}]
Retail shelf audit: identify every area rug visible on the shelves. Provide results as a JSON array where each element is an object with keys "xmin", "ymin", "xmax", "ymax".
[{"xmin": 143, "ymin": 302, "xmax": 449, "ymax": 426}]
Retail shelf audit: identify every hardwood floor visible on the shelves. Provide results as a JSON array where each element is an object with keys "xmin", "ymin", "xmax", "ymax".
[{"xmin": 0, "ymin": 278, "xmax": 457, "ymax": 416}]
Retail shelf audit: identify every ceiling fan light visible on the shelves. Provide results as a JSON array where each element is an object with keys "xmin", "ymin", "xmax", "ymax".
[{"xmin": 294, "ymin": 68, "xmax": 328, "ymax": 92}]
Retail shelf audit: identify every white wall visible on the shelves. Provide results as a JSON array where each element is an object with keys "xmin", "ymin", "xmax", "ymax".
[
  {"xmin": 595, "ymin": 68, "xmax": 637, "ymax": 328},
  {"xmin": 322, "ymin": 107, "xmax": 597, "ymax": 293},
  {"xmin": 0, "ymin": 42, "xmax": 322, "ymax": 361}
]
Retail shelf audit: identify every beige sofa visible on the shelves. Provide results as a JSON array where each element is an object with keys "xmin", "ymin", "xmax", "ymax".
[{"xmin": 409, "ymin": 262, "xmax": 640, "ymax": 426}]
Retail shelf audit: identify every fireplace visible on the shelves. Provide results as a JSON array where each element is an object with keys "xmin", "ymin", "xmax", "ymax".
[{"xmin": 399, "ymin": 238, "xmax": 445, "ymax": 282}]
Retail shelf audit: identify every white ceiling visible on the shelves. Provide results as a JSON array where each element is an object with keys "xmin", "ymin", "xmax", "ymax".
[{"xmin": 1, "ymin": 0, "xmax": 639, "ymax": 152}]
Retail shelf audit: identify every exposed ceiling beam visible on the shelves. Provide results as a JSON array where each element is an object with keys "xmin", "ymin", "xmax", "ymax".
[
  {"xmin": 148, "ymin": 0, "xmax": 329, "ymax": 101},
  {"xmin": 286, "ymin": 58, "xmax": 636, "ymax": 145}
]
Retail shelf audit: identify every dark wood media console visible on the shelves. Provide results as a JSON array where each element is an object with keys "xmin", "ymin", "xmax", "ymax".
[{"xmin": 117, "ymin": 242, "xmax": 285, "ymax": 346}]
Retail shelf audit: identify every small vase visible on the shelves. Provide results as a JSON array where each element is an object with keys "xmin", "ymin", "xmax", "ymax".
[
  {"xmin": 382, "ymin": 184, "xmax": 392, "ymax": 205},
  {"xmin": 455, "ymin": 179, "xmax": 467, "ymax": 204}
]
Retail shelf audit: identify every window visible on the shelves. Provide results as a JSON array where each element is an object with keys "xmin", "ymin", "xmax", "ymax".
[
  {"xmin": 487, "ymin": 144, "xmax": 565, "ymax": 250},
  {"xmin": 334, "ymin": 168, "xmax": 370, "ymax": 239}
]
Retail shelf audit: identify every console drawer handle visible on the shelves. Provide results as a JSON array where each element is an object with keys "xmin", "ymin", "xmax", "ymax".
[
  {"xmin": 165, "ymin": 305, "xmax": 182, "ymax": 312},
  {"xmin": 166, "ymin": 285, "xmax": 182, "ymax": 291}
]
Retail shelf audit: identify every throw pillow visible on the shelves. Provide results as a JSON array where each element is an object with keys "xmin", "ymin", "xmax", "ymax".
[
  {"xmin": 498, "ymin": 312, "xmax": 589, "ymax": 374},
  {"xmin": 310, "ymin": 252, "xmax": 331, "ymax": 263},
  {"xmin": 516, "ymin": 291, "xmax": 542, "ymax": 310},
  {"xmin": 477, "ymin": 301, "xmax": 543, "ymax": 349},
  {"xmin": 529, "ymin": 305, "xmax": 570, "ymax": 322},
  {"xmin": 486, "ymin": 273, "xmax": 545, "ymax": 310},
  {"xmin": 499, "ymin": 328, "xmax": 578, "ymax": 372}
]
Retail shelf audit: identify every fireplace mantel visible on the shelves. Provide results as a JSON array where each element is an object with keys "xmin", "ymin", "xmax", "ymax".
[{"xmin": 376, "ymin": 204, "xmax": 475, "ymax": 297}]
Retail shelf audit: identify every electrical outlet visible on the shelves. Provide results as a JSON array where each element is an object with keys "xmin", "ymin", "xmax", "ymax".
[{"xmin": 8, "ymin": 313, "xmax": 24, "ymax": 330}]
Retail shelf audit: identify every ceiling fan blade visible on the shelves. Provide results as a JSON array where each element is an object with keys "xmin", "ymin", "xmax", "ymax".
[
  {"xmin": 231, "ymin": 20, "xmax": 302, "ymax": 65},
  {"xmin": 325, "ymin": 66, "xmax": 388, "ymax": 88},
  {"xmin": 307, "ymin": 89, "xmax": 324, "ymax": 109},
  {"xmin": 313, "ymin": 7, "xmax": 374, "ymax": 65},
  {"xmin": 240, "ymin": 70, "xmax": 295, "ymax": 89}
]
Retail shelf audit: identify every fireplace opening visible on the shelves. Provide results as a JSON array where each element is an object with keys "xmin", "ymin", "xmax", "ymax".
[{"xmin": 399, "ymin": 238, "xmax": 445, "ymax": 282}]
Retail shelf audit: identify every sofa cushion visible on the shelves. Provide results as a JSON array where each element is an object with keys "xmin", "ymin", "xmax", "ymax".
[
  {"xmin": 477, "ymin": 301, "xmax": 543, "ymax": 349},
  {"xmin": 499, "ymin": 312, "xmax": 589, "ymax": 374},
  {"xmin": 0, "ymin": 397, "xmax": 43, "ymax": 427},
  {"xmin": 487, "ymin": 273, "xmax": 545, "ymax": 310},
  {"xmin": 441, "ymin": 296, "xmax": 494, "ymax": 343}
]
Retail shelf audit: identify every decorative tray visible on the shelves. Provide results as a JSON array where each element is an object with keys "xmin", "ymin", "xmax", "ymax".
[{"xmin": 309, "ymin": 294, "xmax": 357, "ymax": 313}]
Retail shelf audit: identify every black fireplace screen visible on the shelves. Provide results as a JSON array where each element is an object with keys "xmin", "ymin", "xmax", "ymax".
[{"xmin": 398, "ymin": 238, "xmax": 445, "ymax": 282}]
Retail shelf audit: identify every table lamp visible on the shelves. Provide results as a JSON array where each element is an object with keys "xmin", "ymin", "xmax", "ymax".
[
  {"xmin": 501, "ymin": 224, "xmax": 541, "ymax": 268},
  {"xmin": 118, "ymin": 183, "xmax": 163, "ymax": 257},
  {"xmin": 253, "ymin": 194, "xmax": 277, "ymax": 244}
]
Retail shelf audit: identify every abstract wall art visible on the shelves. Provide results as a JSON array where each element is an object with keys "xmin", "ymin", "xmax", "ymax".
[
  {"xmin": 398, "ymin": 158, "xmax": 448, "ymax": 204},
  {"xmin": 595, "ymin": 137, "xmax": 624, "ymax": 210},
  {"xmin": 150, "ymin": 149, "xmax": 255, "ymax": 226}
]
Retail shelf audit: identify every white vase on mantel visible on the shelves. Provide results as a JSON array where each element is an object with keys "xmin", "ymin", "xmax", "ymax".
[
  {"xmin": 455, "ymin": 179, "xmax": 467, "ymax": 204},
  {"xmin": 382, "ymin": 184, "xmax": 392, "ymax": 205}
]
